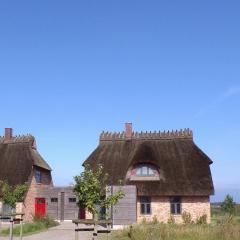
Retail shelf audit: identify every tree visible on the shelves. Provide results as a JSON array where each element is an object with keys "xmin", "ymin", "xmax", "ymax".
[
  {"xmin": 221, "ymin": 194, "xmax": 235, "ymax": 215},
  {"xmin": 74, "ymin": 164, "xmax": 124, "ymax": 216},
  {"xmin": 0, "ymin": 180, "xmax": 28, "ymax": 209},
  {"xmin": 73, "ymin": 164, "xmax": 124, "ymax": 239}
]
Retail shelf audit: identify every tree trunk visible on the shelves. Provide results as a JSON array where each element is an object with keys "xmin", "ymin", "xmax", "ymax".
[{"xmin": 92, "ymin": 213, "xmax": 98, "ymax": 240}]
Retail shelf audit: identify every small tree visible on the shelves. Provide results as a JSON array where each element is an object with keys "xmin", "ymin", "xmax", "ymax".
[
  {"xmin": 74, "ymin": 164, "xmax": 124, "ymax": 239},
  {"xmin": 221, "ymin": 194, "xmax": 235, "ymax": 215},
  {"xmin": 0, "ymin": 180, "xmax": 28, "ymax": 210}
]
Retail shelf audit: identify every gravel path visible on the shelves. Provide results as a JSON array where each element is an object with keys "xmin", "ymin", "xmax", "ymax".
[{"xmin": 0, "ymin": 221, "xmax": 106, "ymax": 240}]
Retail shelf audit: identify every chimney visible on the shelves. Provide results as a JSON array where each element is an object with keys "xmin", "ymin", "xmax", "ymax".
[
  {"xmin": 5, "ymin": 128, "xmax": 13, "ymax": 140},
  {"xmin": 125, "ymin": 123, "xmax": 132, "ymax": 139}
]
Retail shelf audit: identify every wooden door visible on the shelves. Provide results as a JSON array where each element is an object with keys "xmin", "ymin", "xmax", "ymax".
[
  {"xmin": 79, "ymin": 208, "xmax": 86, "ymax": 219},
  {"xmin": 35, "ymin": 198, "xmax": 46, "ymax": 217}
]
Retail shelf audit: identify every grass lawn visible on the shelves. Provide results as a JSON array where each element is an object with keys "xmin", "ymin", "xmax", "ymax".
[
  {"xmin": 102, "ymin": 205, "xmax": 240, "ymax": 240},
  {"xmin": 104, "ymin": 223, "xmax": 240, "ymax": 240},
  {"xmin": 0, "ymin": 216, "xmax": 59, "ymax": 236}
]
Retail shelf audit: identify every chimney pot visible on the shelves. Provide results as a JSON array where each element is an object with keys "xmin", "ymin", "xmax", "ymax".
[
  {"xmin": 125, "ymin": 123, "xmax": 132, "ymax": 138},
  {"xmin": 5, "ymin": 128, "xmax": 13, "ymax": 140}
]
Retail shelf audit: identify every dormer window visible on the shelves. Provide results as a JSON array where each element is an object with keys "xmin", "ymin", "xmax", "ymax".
[
  {"xmin": 136, "ymin": 165, "xmax": 154, "ymax": 176},
  {"xmin": 128, "ymin": 164, "xmax": 160, "ymax": 181}
]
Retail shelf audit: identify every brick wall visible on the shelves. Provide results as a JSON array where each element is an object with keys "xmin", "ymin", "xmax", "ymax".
[
  {"xmin": 85, "ymin": 210, "xmax": 93, "ymax": 219},
  {"xmin": 137, "ymin": 196, "xmax": 211, "ymax": 224},
  {"xmin": 23, "ymin": 167, "xmax": 53, "ymax": 221}
]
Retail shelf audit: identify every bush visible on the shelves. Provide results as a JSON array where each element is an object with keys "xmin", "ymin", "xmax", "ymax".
[
  {"xmin": 182, "ymin": 212, "xmax": 192, "ymax": 224},
  {"xmin": 221, "ymin": 195, "xmax": 235, "ymax": 215},
  {"xmin": 33, "ymin": 215, "xmax": 59, "ymax": 228},
  {"xmin": 217, "ymin": 214, "xmax": 235, "ymax": 225},
  {"xmin": 140, "ymin": 217, "xmax": 147, "ymax": 224},
  {"xmin": 167, "ymin": 215, "xmax": 175, "ymax": 224},
  {"xmin": 196, "ymin": 214, "xmax": 207, "ymax": 225},
  {"xmin": 151, "ymin": 215, "xmax": 159, "ymax": 224}
]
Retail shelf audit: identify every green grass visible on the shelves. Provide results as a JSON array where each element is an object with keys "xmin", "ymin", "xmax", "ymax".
[
  {"xmin": 105, "ymin": 223, "xmax": 240, "ymax": 240},
  {"xmin": 0, "ymin": 216, "xmax": 59, "ymax": 236},
  {"xmin": 102, "ymin": 205, "xmax": 240, "ymax": 240}
]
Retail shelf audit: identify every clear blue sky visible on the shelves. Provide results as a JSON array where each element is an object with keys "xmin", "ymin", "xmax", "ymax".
[{"xmin": 0, "ymin": 1, "xmax": 240, "ymax": 202}]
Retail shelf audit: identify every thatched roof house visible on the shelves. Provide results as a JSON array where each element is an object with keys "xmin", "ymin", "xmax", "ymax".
[
  {"xmin": 84, "ymin": 123, "xmax": 214, "ymax": 224},
  {"xmin": 0, "ymin": 128, "xmax": 53, "ymax": 220},
  {"xmin": 0, "ymin": 128, "xmax": 51, "ymax": 186}
]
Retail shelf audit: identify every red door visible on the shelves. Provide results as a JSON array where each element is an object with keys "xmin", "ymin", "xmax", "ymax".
[
  {"xmin": 35, "ymin": 198, "xmax": 46, "ymax": 217},
  {"xmin": 79, "ymin": 208, "xmax": 86, "ymax": 219}
]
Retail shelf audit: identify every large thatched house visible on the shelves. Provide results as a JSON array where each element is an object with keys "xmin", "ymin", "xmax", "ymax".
[{"xmin": 84, "ymin": 123, "xmax": 214, "ymax": 224}]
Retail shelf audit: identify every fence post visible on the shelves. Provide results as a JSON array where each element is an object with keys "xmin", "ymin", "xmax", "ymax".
[
  {"xmin": 9, "ymin": 216, "xmax": 13, "ymax": 240},
  {"xmin": 75, "ymin": 223, "xmax": 79, "ymax": 240},
  {"xmin": 20, "ymin": 216, "xmax": 23, "ymax": 240}
]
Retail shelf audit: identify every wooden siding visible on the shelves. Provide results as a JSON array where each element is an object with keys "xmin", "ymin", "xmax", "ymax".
[
  {"xmin": 111, "ymin": 185, "xmax": 137, "ymax": 225},
  {"xmin": 37, "ymin": 187, "xmax": 79, "ymax": 220}
]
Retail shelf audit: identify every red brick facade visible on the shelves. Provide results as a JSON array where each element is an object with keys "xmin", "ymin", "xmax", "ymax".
[{"xmin": 23, "ymin": 167, "xmax": 53, "ymax": 221}]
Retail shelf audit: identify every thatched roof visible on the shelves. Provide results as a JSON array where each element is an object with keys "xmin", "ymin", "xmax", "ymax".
[
  {"xmin": 84, "ymin": 126, "xmax": 214, "ymax": 196},
  {"xmin": 0, "ymin": 130, "xmax": 51, "ymax": 186}
]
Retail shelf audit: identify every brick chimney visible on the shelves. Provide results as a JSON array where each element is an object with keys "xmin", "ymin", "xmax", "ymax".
[
  {"xmin": 5, "ymin": 128, "xmax": 13, "ymax": 140},
  {"xmin": 125, "ymin": 123, "xmax": 132, "ymax": 139}
]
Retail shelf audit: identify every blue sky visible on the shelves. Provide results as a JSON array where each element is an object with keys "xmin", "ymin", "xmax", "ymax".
[{"xmin": 0, "ymin": 1, "xmax": 240, "ymax": 202}]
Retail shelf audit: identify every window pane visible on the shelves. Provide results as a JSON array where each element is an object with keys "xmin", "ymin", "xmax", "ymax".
[
  {"xmin": 35, "ymin": 170, "xmax": 42, "ymax": 183},
  {"xmin": 148, "ymin": 168, "xmax": 154, "ymax": 175},
  {"xmin": 146, "ymin": 204, "xmax": 151, "ymax": 214},
  {"xmin": 141, "ymin": 204, "xmax": 145, "ymax": 214},
  {"xmin": 171, "ymin": 203, "xmax": 175, "ymax": 214},
  {"xmin": 136, "ymin": 167, "xmax": 142, "ymax": 175},
  {"xmin": 177, "ymin": 203, "xmax": 181, "ymax": 214},
  {"xmin": 142, "ymin": 166, "xmax": 148, "ymax": 175},
  {"xmin": 51, "ymin": 198, "xmax": 58, "ymax": 203}
]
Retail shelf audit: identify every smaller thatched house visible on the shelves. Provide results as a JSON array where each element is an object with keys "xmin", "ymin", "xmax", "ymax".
[
  {"xmin": 84, "ymin": 123, "xmax": 214, "ymax": 224},
  {"xmin": 0, "ymin": 128, "xmax": 83, "ymax": 221},
  {"xmin": 0, "ymin": 128, "xmax": 53, "ymax": 220}
]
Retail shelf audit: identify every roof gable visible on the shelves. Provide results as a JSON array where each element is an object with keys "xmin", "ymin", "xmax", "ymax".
[{"xmin": 0, "ymin": 130, "xmax": 51, "ymax": 186}]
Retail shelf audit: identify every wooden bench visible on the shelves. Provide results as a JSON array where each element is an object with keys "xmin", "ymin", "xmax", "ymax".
[{"xmin": 72, "ymin": 219, "xmax": 112, "ymax": 240}]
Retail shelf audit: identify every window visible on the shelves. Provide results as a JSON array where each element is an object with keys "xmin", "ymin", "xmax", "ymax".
[
  {"xmin": 140, "ymin": 196, "xmax": 151, "ymax": 214},
  {"xmin": 35, "ymin": 170, "xmax": 42, "ymax": 183},
  {"xmin": 170, "ymin": 197, "xmax": 181, "ymax": 214},
  {"xmin": 51, "ymin": 198, "xmax": 58, "ymax": 203},
  {"xmin": 69, "ymin": 198, "xmax": 76, "ymax": 203},
  {"xmin": 136, "ymin": 165, "xmax": 155, "ymax": 176}
]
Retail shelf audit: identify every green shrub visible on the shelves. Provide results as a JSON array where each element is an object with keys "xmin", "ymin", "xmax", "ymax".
[
  {"xmin": 151, "ymin": 215, "xmax": 159, "ymax": 224},
  {"xmin": 33, "ymin": 215, "xmax": 58, "ymax": 228},
  {"xmin": 182, "ymin": 211, "xmax": 193, "ymax": 224},
  {"xmin": 196, "ymin": 214, "xmax": 207, "ymax": 225},
  {"xmin": 167, "ymin": 215, "xmax": 175, "ymax": 224},
  {"xmin": 140, "ymin": 217, "xmax": 147, "ymax": 224}
]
